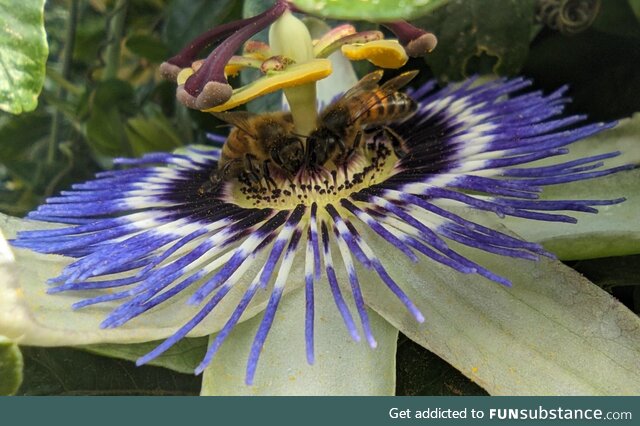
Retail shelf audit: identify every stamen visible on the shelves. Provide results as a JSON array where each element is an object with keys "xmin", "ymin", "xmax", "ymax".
[
  {"xmin": 160, "ymin": 14, "xmax": 275, "ymax": 80},
  {"xmin": 382, "ymin": 21, "xmax": 438, "ymax": 56},
  {"xmin": 178, "ymin": 0, "xmax": 290, "ymax": 109}
]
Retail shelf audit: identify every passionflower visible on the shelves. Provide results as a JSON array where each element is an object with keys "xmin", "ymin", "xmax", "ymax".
[
  {"xmin": 3, "ymin": 2, "xmax": 640, "ymax": 396},
  {"xmin": 10, "ymin": 75, "xmax": 632, "ymax": 382}
]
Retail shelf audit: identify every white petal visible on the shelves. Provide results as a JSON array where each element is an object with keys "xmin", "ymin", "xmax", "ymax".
[
  {"xmin": 201, "ymin": 285, "xmax": 398, "ymax": 395},
  {"xmin": 0, "ymin": 213, "xmax": 302, "ymax": 346},
  {"xmin": 501, "ymin": 114, "xmax": 640, "ymax": 259},
  {"xmin": 503, "ymin": 169, "xmax": 640, "ymax": 259},
  {"xmin": 361, "ymin": 218, "xmax": 640, "ymax": 395}
]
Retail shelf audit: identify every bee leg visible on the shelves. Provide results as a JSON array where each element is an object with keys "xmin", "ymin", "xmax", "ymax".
[
  {"xmin": 345, "ymin": 130, "xmax": 363, "ymax": 161},
  {"xmin": 198, "ymin": 180, "xmax": 214, "ymax": 196},
  {"xmin": 243, "ymin": 154, "xmax": 264, "ymax": 187},
  {"xmin": 382, "ymin": 126, "xmax": 408, "ymax": 158},
  {"xmin": 304, "ymin": 137, "xmax": 315, "ymax": 169},
  {"xmin": 353, "ymin": 130, "xmax": 363, "ymax": 150},
  {"xmin": 261, "ymin": 160, "xmax": 277, "ymax": 190},
  {"xmin": 375, "ymin": 128, "xmax": 388, "ymax": 150},
  {"xmin": 198, "ymin": 161, "xmax": 234, "ymax": 195},
  {"xmin": 336, "ymin": 137, "xmax": 347, "ymax": 156},
  {"xmin": 268, "ymin": 149, "xmax": 293, "ymax": 182}
]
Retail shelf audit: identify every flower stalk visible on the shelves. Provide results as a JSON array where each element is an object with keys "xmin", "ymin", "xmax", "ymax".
[{"xmin": 268, "ymin": 10, "xmax": 318, "ymax": 135}]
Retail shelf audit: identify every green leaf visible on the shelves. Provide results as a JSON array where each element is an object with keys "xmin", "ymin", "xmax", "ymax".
[
  {"xmin": 125, "ymin": 108, "xmax": 184, "ymax": 156},
  {"xmin": 201, "ymin": 286, "xmax": 398, "ymax": 396},
  {"xmin": 0, "ymin": 0, "xmax": 48, "ymax": 114},
  {"xmin": 500, "ymin": 114, "xmax": 640, "ymax": 260},
  {"xmin": 86, "ymin": 105, "xmax": 130, "ymax": 157},
  {"xmin": 629, "ymin": 0, "xmax": 640, "ymax": 22},
  {"xmin": 84, "ymin": 79, "xmax": 135, "ymax": 157},
  {"xmin": 126, "ymin": 33, "xmax": 169, "ymax": 63},
  {"xmin": 0, "ymin": 112, "xmax": 50, "ymax": 162},
  {"xmin": 0, "ymin": 336, "xmax": 23, "ymax": 395},
  {"xmin": 362, "ymin": 224, "xmax": 640, "ymax": 395},
  {"xmin": 83, "ymin": 337, "xmax": 208, "ymax": 375},
  {"xmin": 414, "ymin": 0, "xmax": 536, "ymax": 81},
  {"xmin": 18, "ymin": 346, "xmax": 200, "ymax": 396},
  {"xmin": 523, "ymin": 30, "xmax": 640, "ymax": 122},
  {"xmin": 291, "ymin": 0, "xmax": 449, "ymax": 21},
  {"xmin": 163, "ymin": 0, "xmax": 242, "ymax": 54},
  {"xmin": 593, "ymin": 0, "xmax": 640, "ymax": 39}
]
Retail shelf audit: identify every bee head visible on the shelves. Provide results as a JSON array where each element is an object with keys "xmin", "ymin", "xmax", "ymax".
[
  {"xmin": 271, "ymin": 136, "xmax": 304, "ymax": 175},
  {"xmin": 305, "ymin": 128, "xmax": 340, "ymax": 168}
]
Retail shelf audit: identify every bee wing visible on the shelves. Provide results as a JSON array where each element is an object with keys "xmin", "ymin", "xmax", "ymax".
[
  {"xmin": 347, "ymin": 70, "xmax": 419, "ymax": 124},
  {"xmin": 319, "ymin": 70, "xmax": 385, "ymax": 123},
  {"xmin": 379, "ymin": 70, "xmax": 419, "ymax": 92},
  {"xmin": 339, "ymin": 70, "xmax": 384, "ymax": 99},
  {"xmin": 210, "ymin": 111, "xmax": 256, "ymax": 136}
]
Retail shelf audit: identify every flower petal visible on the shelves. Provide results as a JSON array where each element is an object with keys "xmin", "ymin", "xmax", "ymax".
[
  {"xmin": 500, "ymin": 114, "xmax": 640, "ymax": 259},
  {"xmin": 201, "ymin": 286, "xmax": 398, "ymax": 395},
  {"xmin": 0, "ymin": 213, "xmax": 302, "ymax": 346},
  {"xmin": 503, "ymin": 169, "xmax": 640, "ymax": 260},
  {"xmin": 82, "ymin": 337, "xmax": 208, "ymax": 375},
  {"xmin": 361, "ymin": 219, "xmax": 640, "ymax": 395}
]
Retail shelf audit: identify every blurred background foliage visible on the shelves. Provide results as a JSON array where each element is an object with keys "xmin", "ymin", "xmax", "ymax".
[{"xmin": 1, "ymin": 0, "xmax": 639, "ymax": 395}]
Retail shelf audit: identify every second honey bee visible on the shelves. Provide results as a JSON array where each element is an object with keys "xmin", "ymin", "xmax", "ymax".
[
  {"xmin": 304, "ymin": 69, "xmax": 419, "ymax": 168},
  {"xmin": 200, "ymin": 111, "xmax": 305, "ymax": 193},
  {"xmin": 201, "ymin": 70, "xmax": 418, "ymax": 193}
]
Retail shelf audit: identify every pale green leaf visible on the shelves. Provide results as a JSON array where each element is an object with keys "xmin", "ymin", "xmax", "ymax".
[
  {"xmin": 291, "ymin": 0, "xmax": 449, "ymax": 21},
  {"xmin": 0, "ymin": 336, "xmax": 23, "ymax": 395},
  {"xmin": 201, "ymin": 285, "xmax": 398, "ymax": 396},
  {"xmin": 0, "ymin": 0, "xmax": 48, "ymax": 114},
  {"xmin": 361, "ymin": 224, "xmax": 640, "ymax": 395}
]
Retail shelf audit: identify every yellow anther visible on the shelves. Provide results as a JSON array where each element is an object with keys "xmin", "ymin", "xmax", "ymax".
[
  {"xmin": 176, "ymin": 68, "xmax": 194, "ymax": 85},
  {"xmin": 341, "ymin": 39, "xmax": 408, "ymax": 69},
  {"xmin": 203, "ymin": 59, "xmax": 332, "ymax": 112}
]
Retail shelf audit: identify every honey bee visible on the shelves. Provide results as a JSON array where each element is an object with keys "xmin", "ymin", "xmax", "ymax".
[
  {"xmin": 200, "ymin": 111, "xmax": 305, "ymax": 193},
  {"xmin": 304, "ymin": 69, "xmax": 419, "ymax": 168}
]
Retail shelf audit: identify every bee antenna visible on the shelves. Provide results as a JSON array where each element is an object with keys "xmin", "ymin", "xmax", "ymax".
[
  {"xmin": 215, "ymin": 123, "xmax": 256, "ymax": 138},
  {"xmin": 211, "ymin": 111, "xmax": 256, "ymax": 137}
]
